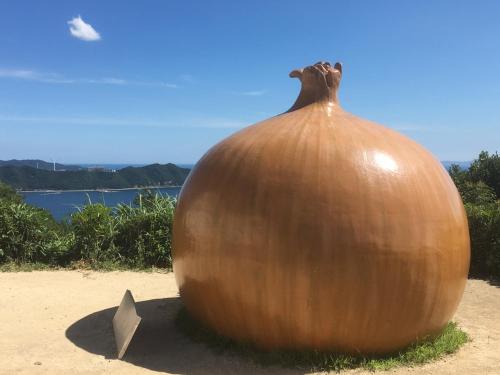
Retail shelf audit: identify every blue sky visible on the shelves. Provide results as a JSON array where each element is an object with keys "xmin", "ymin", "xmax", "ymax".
[{"xmin": 0, "ymin": 1, "xmax": 498, "ymax": 164}]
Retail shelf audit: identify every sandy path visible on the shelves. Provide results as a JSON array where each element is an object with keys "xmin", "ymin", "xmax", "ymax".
[{"xmin": 0, "ymin": 271, "xmax": 498, "ymax": 375}]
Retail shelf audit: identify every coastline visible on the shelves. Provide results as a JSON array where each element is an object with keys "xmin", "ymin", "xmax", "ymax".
[{"xmin": 19, "ymin": 185, "xmax": 183, "ymax": 193}]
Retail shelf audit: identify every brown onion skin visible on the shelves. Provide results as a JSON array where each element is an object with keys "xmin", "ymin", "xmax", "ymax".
[{"xmin": 172, "ymin": 62, "xmax": 470, "ymax": 354}]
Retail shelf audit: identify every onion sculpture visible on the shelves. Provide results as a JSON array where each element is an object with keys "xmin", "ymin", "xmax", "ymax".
[{"xmin": 173, "ymin": 61, "xmax": 470, "ymax": 354}]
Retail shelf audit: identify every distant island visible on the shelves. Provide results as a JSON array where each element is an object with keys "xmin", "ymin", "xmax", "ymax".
[
  {"xmin": 0, "ymin": 160, "xmax": 191, "ymax": 190},
  {"xmin": 0, "ymin": 159, "xmax": 83, "ymax": 171},
  {"xmin": 0, "ymin": 159, "xmax": 471, "ymax": 191}
]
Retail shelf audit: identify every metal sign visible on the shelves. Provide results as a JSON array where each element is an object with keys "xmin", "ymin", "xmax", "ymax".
[{"xmin": 112, "ymin": 289, "xmax": 142, "ymax": 359}]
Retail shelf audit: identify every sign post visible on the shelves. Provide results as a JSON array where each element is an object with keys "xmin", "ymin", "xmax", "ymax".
[{"xmin": 112, "ymin": 290, "xmax": 142, "ymax": 359}]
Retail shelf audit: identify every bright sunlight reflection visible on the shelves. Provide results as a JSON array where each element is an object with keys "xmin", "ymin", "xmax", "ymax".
[{"xmin": 373, "ymin": 151, "xmax": 399, "ymax": 173}]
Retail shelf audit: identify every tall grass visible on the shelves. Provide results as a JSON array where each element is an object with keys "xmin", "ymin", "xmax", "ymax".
[
  {"xmin": 0, "ymin": 200, "xmax": 70, "ymax": 264},
  {"xmin": 465, "ymin": 201, "xmax": 500, "ymax": 277},
  {"xmin": 70, "ymin": 203, "xmax": 117, "ymax": 265},
  {"xmin": 0, "ymin": 186, "xmax": 176, "ymax": 270},
  {"xmin": 69, "ymin": 190, "xmax": 176, "ymax": 269},
  {"xmin": 114, "ymin": 191, "xmax": 176, "ymax": 268}
]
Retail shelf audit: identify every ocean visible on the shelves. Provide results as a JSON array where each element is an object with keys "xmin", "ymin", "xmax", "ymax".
[
  {"xmin": 22, "ymin": 187, "xmax": 182, "ymax": 221},
  {"xmin": 20, "ymin": 163, "xmax": 195, "ymax": 220}
]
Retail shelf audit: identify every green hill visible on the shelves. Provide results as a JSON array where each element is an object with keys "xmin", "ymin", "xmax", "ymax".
[
  {"xmin": 0, "ymin": 159, "xmax": 83, "ymax": 171},
  {"xmin": 0, "ymin": 163, "xmax": 190, "ymax": 190}
]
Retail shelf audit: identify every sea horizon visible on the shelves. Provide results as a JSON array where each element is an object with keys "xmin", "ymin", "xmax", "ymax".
[
  {"xmin": 78, "ymin": 163, "xmax": 195, "ymax": 170},
  {"xmin": 22, "ymin": 186, "xmax": 183, "ymax": 221}
]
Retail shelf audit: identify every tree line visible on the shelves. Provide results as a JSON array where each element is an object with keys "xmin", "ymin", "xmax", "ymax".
[
  {"xmin": 448, "ymin": 151, "xmax": 500, "ymax": 278},
  {"xmin": 0, "ymin": 163, "xmax": 190, "ymax": 190}
]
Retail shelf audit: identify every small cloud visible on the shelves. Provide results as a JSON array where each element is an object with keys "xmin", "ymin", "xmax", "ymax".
[
  {"xmin": 99, "ymin": 78, "xmax": 126, "ymax": 85},
  {"xmin": 236, "ymin": 90, "xmax": 266, "ymax": 96},
  {"xmin": 0, "ymin": 67, "xmax": 178, "ymax": 88},
  {"xmin": 157, "ymin": 82, "xmax": 179, "ymax": 89},
  {"xmin": 0, "ymin": 68, "xmax": 74, "ymax": 83},
  {"xmin": 0, "ymin": 114, "xmax": 247, "ymax": 129},
  {"xmin": 83, "ymin": 77, "xmax": 127, "ymax": 85},
  {"xmin": 0, "ymin": 69, "xmax": 36, "ymax": 79},
  {"xmin": 67, "ymin": 16, "xmax": 101, "ymax": 42},
  {"xmin": 180, "ymin": 74, "xmax": 195, "ymax": 84}
]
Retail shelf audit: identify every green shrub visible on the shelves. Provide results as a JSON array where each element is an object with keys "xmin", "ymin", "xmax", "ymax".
[
  {"xmin": 0, "ymin": 181, "xmax": 22, "ymax": 203},
  {"xmin": 465, "ymin": 202, "xmax": 500, "ymax": 278},
  {"xmin": 67, "ymin": 191, "xmax": 176, "ymax": 269},
  {"xmin": 449, "ymin": 164, "xmax": 497, "ymax": 205},
  {"xmin": 468, "ymin": 151, "xmax": 500, "ymax": 197},
  {"xmin": 70, "ymin": 203, "xmax": 118, "ymax": 265},
  {"xmin": 0, "ymin": 200, "xmax": 69, "ymax": 264},
  {"xmin": 449, "ymin": 151, "xmax": 500, "ymax": 280},
  {"xmin": 114, "ymin": 191, "xmax": 176, "ymax": 268},
  {"xmin": 453, "ymin": 180, "xmax": 496, "ymax": 206},
  {"xmin": 0, "ymin": 187, "xmax": 176, "ymax": 269}
]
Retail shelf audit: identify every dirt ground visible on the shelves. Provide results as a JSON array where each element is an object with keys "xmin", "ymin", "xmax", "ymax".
[{"xmin": 0, "ymin": 271, "xmax": 498, "ymax": 375}]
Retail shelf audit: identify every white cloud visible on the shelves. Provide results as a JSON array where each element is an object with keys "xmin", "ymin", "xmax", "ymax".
[
  {"xmin": 67, "ymin": 16, "xmax": 101, "ymax": 42},
  {"xmin": 80, "ymin": 77, "xmax": 178, "ymax": 88},
  {"xmin": 0, "ymin": 68, "xmax": 74, "ymax": 83},
  {"xmin": 0, "ymin": 69, "xmax": 36, "ymax": 79},
  {"xmin": 180, "ymin": 74, "xmax": 196, "ymax": 84},
  {"xmin": 93, "ymin": 78, "xmax": 126, "ymax": 85},
  {"xmin": 236, "ymin": 90, "xmax": 266, "ymax": 96},
  {"xmin": 0, "ymin": 67, "xmax": 178, "ymax": 88},
  {"xmin": 0, "ymin": 115, "xmax": 247, "ymax": 129}
]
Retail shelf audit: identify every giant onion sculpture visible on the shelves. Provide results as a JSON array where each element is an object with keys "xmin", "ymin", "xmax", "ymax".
[{"xmin": 173, "ymin": 61, "xmax": 470, "ymax": 354}]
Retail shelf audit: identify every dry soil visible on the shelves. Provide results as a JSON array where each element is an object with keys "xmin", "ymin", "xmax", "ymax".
[{"xmin": 0, "ymin": 271, "xmax": 498, "ymax": 374}]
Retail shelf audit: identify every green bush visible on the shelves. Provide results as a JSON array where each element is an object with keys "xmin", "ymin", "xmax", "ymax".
[
  {"xmin": 70, "ymin": 203, "xmax": 118, "ymax": 265},
  {"xmin": 459, "ymin": 181, "xmax": 496, "ymax": 205},
  {"xmin": 449, "ymin": 150, "xmax": 500, "ymax": 279},
  {"xmin": 0, "ymin": 200, "xmax": 69, "ymax": 264},
  {"xmin": 465, "ymin": 202, "xmax": 500, "ymax": 278},
  {"xmin": 67, "ymin": 191, "xmax": 176, "ymax": 268},
  {"xmin": 114, "ymin": 191, "xmax": 176, "ymax": 268},
  {"xmin": 0, "ymin": 188, "xmax": 176, "ymax": 269},
  {"xmin": 0, "ymin": 181, "xmax": 22, "ymax": 203},
  {"xmin": 468, "ymin": 151, "xmax": 500, "ymax": 197}
]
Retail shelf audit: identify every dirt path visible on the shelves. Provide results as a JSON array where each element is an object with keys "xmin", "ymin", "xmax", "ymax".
[{"xmin": 0, "ymin": 271, "xmax": 498, "ymax": 374}]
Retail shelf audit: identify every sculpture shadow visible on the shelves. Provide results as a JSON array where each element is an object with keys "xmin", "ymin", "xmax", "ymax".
[
  {"xmin": 65, "ymin": 297, "xmax": 299, "ymax": 374},
  {"xmin": 487, "ymin": 278, "xmax": 500, "ymax": 288},
  {"xmin": 470, "ymin": 276, "xmax": 500, "ymax": 288}
]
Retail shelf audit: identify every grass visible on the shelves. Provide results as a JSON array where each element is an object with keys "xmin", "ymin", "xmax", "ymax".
[
  {"xmin": 65, "ymin": 259, "xmax": 171, "ymax": 272},
  {"xmin": 175, "ymin": 307, "xmax": 469, "ymax": 372},
  {"xmin": 0, "ymin": 190, "xmax": 176, "ymax": 270},
  {"xmin": 0, "ymin": 260, "xmax": 171, "ymax": 273},
  {"xmin": 0, "ymin": 261, "xmax": 59, "ymax": 272}
]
